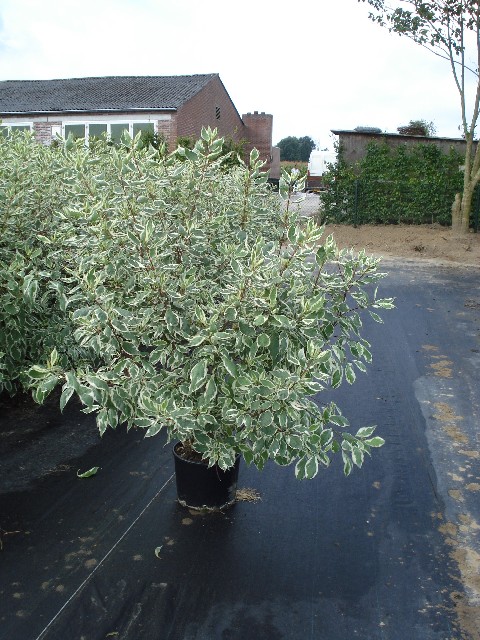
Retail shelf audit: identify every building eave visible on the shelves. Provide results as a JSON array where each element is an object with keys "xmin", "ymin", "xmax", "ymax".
[{"xmin": 1, "ymin": 107, "xmax": 177, "ymax": 117}]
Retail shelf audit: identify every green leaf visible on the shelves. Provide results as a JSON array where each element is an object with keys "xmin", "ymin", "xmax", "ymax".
[
  {"xmin": 95, "ymin": 308, "xmax": 108, "ymax": 323},
  {"xmin": 259, "ymin": 410, "xmax": 273, "ymax": 427},
  {"xmin": 145, "ymin": 422, "xmax": 163, "ymax": 437},
  {"xmin": 304, "ymin": 456, "xmax": 319, "ymax": 479},
  {"xmin": 27, "ymin": 365, "xmax": 51, "ymax": 380},
  {"xmin": 320, "ymin": 429, "xmax": 333, "ymax": 447},
  {"xmin": 85, "ymin": 374, "xmax": 109, "ymax": 392},
  {"xmin": 342, "ymin": 453, "xmax": 353, "ymax": 477},
  {"xmin": 239, "ymin": 320, "xmax": 255, "ymax": 336},
  {"xmin": 189, "ymin": 360, "xmax": 208, "ymax": 393},
  {"xmin": 295, "ymin": 455, "xmax": 319, "ymax": 480},
  {"xmin": 222, "ymin": 355, "xmax": 237, "ymax": 377},
  {"xmin": 315, "ymin": 246, "xmax": 327, "ymax": 266},
  {"xmin": 364, "ymin": 437, "xmax": 385, "ymax": 448},
  {"xmin": 295, "ymin": 457, "xmax": 307, "ymax": 480},
  {"xmin": 32, "ymin": 375, "xmax": 59, "ymax": 404},
  {"xmin": 122, "ymin": 342, "xmax": 140, "ymax": 356},
  {"xmin": 60, "ymin": 386, "xmax": 74, "ymax": 412},
  {"xmin": 257, "ymin": 333, "xmax": 270, "ymax": 347},
  {"xmin": 272, "ymin": 314, "xmax": 290, "ymax": 327},
  {"xmin": 77, "ymin": 466, "xmax": 100, "ymax": 478},
  {"xmin": 331, "ymin": 369, "xmax": 342, "ymax": 388},
  {"xmin": 65, "ymin": 371, "xmax": 80, "ymax": 392},
  {"xmin": 204, "ymin": 376, "xmax": 217, "ymax": 403},
  {"xmin": 345, "ymin": 363, "xmax": 356, "ymax": 384},
  {"xmin": 355, "ymin": 426, "xmax": 377, "ymax": 439},
  {"xmin": 243, "ymin": 449, "xmax": 254, "ymax": 465},
  {"xmin": 96, "ymin": 408, "xmax": 109, "ymax": 435},
  {"xmin": 165, "ymin": 309, "xmax": 178, "ymax": 329}
]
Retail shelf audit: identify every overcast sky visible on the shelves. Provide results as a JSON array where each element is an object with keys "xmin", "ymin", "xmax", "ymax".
[{"xmin": 0, "ymin": 0, "xmax": 477, "ymax": 150}]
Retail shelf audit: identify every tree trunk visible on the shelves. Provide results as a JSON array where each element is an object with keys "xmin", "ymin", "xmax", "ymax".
[
  {"xmin": 451, "ymin": 193, "xmax": 462, "ymax": 233},
  {"xmin": 461, "ymin": 184, "xmax": 474, "ymax": 233},
  {"xmin": 452, "ymin": 186, "xmax": 473, "ymax": 235},
  {"xmin": 452, "ymin": 147, "xmax": 475, "ymax": 235}
]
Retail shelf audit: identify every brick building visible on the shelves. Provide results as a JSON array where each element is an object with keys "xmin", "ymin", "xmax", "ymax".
[{"xmin": 0, "ymin": 74, "xmax": 279, "ymax": 178}]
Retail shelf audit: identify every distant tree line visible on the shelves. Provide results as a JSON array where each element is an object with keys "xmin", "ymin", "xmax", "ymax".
[{"xmin": 276, "ymin": 136, "xmax": 316, "ymax": 161}]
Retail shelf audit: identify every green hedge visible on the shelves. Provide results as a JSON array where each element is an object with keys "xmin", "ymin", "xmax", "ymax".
[{"xmin": 321, "ymin": 142, "xmax": 466, "ymax": 226}]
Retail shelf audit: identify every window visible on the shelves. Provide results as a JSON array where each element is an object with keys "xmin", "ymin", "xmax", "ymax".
[
  {"xmin": 133, "ymin": 122, "xmax": 154, "ymax": 137},
  {"xmin": 64, "ymin": 124, "xmax": 86, "ymax": 140},
  {"xmin": 215, "ymin": 106, "xmax": 221, "ymax": 120},
  {"xmin": 0, "ymin": 123, "xmax": 33, "ymax": 137},
  {"xmin": 110, "ymin": 123, "xmax": 129, "ymax": 143},
  {"xmin": 88, "ymin": 123, "xmax": 108, "ymax": 139},
  {"xmin": 62, "ymin": 121, "xmax": 155, "ymax": 144}
]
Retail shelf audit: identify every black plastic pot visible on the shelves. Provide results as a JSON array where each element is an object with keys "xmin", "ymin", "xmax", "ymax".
[{"xmin": 173, "ymin": 444, "xmax": 240, "ymax": 510}]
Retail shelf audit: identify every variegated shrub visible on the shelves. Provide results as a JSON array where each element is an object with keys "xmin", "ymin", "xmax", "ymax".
[{"xmin": 3, "ymin": 128, "xmax": 393, "ymax": 478}]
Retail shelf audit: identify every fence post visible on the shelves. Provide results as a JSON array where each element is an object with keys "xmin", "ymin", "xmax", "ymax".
[
  {"xmin": 354, "ymin": 180, "xmax": 359, "ymax": 228},
  {"xmin": 474, "ymin": 186, "xmax": 480, "ymax": 233}
]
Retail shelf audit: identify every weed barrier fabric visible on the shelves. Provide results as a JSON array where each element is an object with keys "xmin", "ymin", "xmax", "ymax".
[{"xmin": 1, "ymin": 262, "xmax": 479, "ymax": 640}]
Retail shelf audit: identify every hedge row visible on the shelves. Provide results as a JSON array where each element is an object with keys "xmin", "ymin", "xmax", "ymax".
[{"xmin": 321, "ymin": 142, "xmax": 467, "ymax": 226}]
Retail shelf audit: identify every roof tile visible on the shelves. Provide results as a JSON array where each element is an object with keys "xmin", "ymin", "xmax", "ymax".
[{"xmin": 0, "ymin": 74, "xmax": 217, "ymax": 114}]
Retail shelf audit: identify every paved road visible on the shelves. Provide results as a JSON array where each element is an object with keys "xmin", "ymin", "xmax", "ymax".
[
  {"xmin": 0, "ymin": 260, "xmax": 479, "ymax": 640},
  {"xmin": 281, "ymin": 192, "xmax": 321, "ymax": 219}
]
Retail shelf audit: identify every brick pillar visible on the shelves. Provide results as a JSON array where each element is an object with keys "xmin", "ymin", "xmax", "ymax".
[
  {"xmin": 242, "ymin": 111, "xmax": 278, "ymax": 176},
  {"xmin": 33, "ymin": 121, "xmax": 62, "ymax": 145},
  {"xmin": 157, "ymin": 115, "xmax": 177, "ymax": 152}
]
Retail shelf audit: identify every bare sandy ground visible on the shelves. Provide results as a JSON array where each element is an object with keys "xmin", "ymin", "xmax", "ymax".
[
  {"xmin": 324, "ymin": 222, "xmax": 480, "ymax": 268},
  {"xmin": 293, "ymin": 193, "xmax": 480, "ymax": 267}
]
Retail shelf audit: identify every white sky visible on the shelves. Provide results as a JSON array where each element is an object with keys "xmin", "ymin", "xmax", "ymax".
[{"xmin": 0, "ymin": 0, "xmax": 477, "ymax": 150}]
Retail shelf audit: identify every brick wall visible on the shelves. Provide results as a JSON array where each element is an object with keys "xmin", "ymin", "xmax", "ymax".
[
  {"xmin": 33, "ymin": 121, "xmax": 62, "ymax": 145},
  {"xmin": 176, "ymin": 76, "xmax": 245, "ymax": 146}
]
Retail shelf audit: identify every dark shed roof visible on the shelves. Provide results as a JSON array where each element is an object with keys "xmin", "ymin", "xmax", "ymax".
[
  {"xmin": 331, "ymin": 129, "xmax": 467, "ymax": 143},
  {"xmin": 0, "ymin": 74, "xmax": 217, "ymax": 115}
]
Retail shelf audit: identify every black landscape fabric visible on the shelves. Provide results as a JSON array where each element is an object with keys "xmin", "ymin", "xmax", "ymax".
[{"xmin": 1, "ymin": 262, "xmax": 479, "ymax": 640}]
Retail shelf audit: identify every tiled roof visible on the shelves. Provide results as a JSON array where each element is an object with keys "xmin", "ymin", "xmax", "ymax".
[{"xmin": 0, "ymin": 74, "xmax": 218, "ymax": 114}]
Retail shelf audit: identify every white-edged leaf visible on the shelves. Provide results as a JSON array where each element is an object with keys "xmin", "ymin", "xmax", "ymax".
[
  {"xmin": 204, "ymin": 377, "xmax": 217, "ymax": 404},
  {"xmin": 222, "ymin": 355, "xmax": 237, "ymax": 377},
  {"xmin": 190, "ymin": 360, "xmax": 208, "ymax": 393},
  {"xmin": 364, "ymin": 437, "xmax": 385, "ymax": 448},
  {"xmin": 355, "ymin": 426, "xmax": 377, "ymax": 439},
  {"xmin": 77, "ymin": 466, "xmax": 100, "ymax": 478},
  {"xmin": 60, "ymin": 386, "xmax": 74, "ymax": 412}
]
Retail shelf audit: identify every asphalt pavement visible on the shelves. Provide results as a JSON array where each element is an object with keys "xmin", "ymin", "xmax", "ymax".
[{"xmin": 0, "ymin": 260, "xmax": 479, "ymax": 640}]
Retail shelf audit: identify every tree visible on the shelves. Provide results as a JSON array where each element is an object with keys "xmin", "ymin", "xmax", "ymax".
[
  {"xmin": 277, "ymin": 136, "xmax": 316, "ymax": 161},
  {"xmin": 298, "ymin": 136, "xmax": 317, "ymax": 160},
  {"xmin": 397, "ymin": 118, "xmax": 437, "ymax": 135},
  {"xmin": 359, "ymin": 0, "xmax": 480, "ymax": 234}
]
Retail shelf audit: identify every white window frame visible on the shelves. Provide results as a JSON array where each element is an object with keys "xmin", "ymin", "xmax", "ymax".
[
  {"xmin": 62, "ymin": 121, "xmax": 156, "ymax": 145},
  {"xmin": 0, "ymin": 122, "xmax": 33, "ymax": 132}
]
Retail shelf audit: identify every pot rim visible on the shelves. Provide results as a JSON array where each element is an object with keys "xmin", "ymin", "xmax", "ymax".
[{"xmin": 172, "ymin": 442, "xmax": 240, "ymax": 467}]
